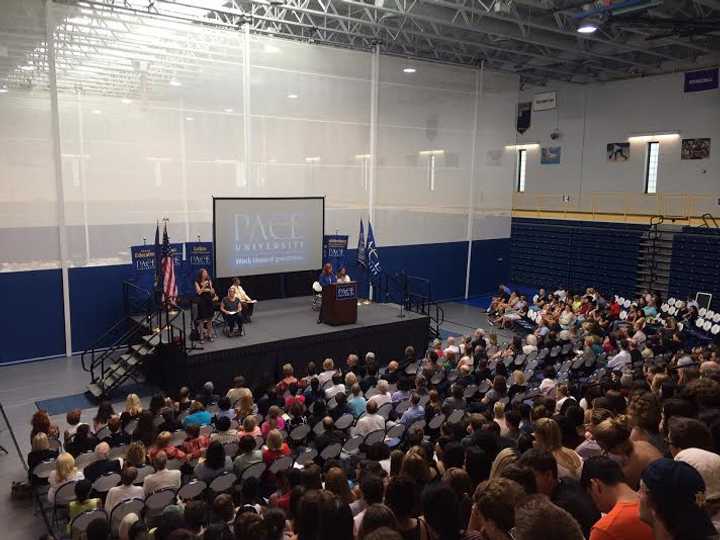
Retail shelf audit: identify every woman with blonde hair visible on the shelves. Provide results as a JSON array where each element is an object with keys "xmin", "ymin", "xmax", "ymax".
[
  {"xmin": 533, "ymin": 418, "xmax": 583, "ymax": 481},
  {"xmin": 324, "ymin": 466, "xmax": 356, "ymax": 505},
  {"xmin": 262, "ymin": 429, "xmax": 290, "ymax": 466},
  {"xmin": 489, "ymin": 447, "xmax": 519, "ymax": 479},
  {"xmin": 235, "ymin": 391, "xmax": 257, "ymax": 421},
  {"xmin": 592, "ymin": 415, "xmax": 661, "ymax": 489},
  {"xmin": 48, "ymin": 452, "xmax": 83, "ymax": 503},
  {"xmin": 508, "ymin": 370, "xmax": 527, "ymax": 401},
  {"xmin": 120, "ymin": 393, "xmax": 143, "ymax": 429},
  {"xmin": 28, "ymin": 432, "xmax": 59, "ymax": 484},
  {"xmin": 400, "ymin": 447, "xmax": 433, "ymax": 488}
]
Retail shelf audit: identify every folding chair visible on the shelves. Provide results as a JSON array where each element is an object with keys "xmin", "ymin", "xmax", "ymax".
[
  {"xmin": 92, "ymin": 472, "xmax": 121, "ymax": 497},
  {"xmin": 178, "ymin": 479, "xmax": 207, "ymax": 501},
  {"xmin": 110, "ymin": 498, "xmax": 144, "ymax": 537},
  {"xmin": 240, "ymin": 462, "xmax": 266, "ymax": 481},
  {"xmin": 52, "ymin": 480, "xmax": 77, "ymax": 531},
  {"xmin": 208, "ymin": 472, "xmax": 237, "ymax": 495},
  {"xmin": 70, "ymin": 509, "xmax": 108, "ymax": 539},
  {"xmin": 269, "ymin": 456, "xmax": 293, "ymax": 474}
]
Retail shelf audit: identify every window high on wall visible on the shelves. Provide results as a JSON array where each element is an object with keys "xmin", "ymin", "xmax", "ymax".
[
  {"xmin": 645, "ymin": 142, "xmax": 659, "ymax": 194},
  {"xmin": 516, "ymin": 149, "xmax": 527, "ymax": 192}
]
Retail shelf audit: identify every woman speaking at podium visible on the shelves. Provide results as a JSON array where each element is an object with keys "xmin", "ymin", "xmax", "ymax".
[{"xmin": 317, "ymin": 263, "xmax": 337, "ymax": 324}]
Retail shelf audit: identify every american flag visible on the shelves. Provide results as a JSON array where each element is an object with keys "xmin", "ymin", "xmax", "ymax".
[{"xmin": 161, "ymin": 223, "xmax": 178, "ymax": 304}]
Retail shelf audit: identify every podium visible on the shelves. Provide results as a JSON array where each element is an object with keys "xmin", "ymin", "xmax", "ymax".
[{"xmin": 320, "ymin": 282, "xmax": 358, "ymax": 325}]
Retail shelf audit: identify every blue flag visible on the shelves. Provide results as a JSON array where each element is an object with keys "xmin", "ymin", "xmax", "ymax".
[
  {"xmin": 153, "ymin": 221, "xmax": 161, "ymax": 292},
  {"xmin": 366, "ymin": 222, "xmax": 381, "ymax": 278},
  {"xmin": 357, "ymin": 219, "xmax": 367, "ymax": 269}
]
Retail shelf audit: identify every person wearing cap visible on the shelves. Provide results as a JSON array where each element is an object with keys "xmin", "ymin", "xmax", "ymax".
[
  {"xmin": 639, "ymin": 458, "xmax": 719, "ymax": 540},
  {"xmin": 675, "ymin": 447, "xmax": 720, "ymax": 531},
  {"xmin": 580, "ymin": 456, "xmax": 654, "ymax": 540}
]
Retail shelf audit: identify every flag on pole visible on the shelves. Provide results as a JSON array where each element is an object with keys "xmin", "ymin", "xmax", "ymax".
[
  {"xmin": 161, "ymin": 223, "xmax": 178, "ymax": 304},
  {"xmin": 366, "ymin": 222, "xmax": 381, "ymax": 278},
  {"xmin": 153, "ymin": 221, "xmax": 161, "ymax": 294},
  {"xmin": 357, "ymin": 219, "xmax": 367, "ymax": 269}
]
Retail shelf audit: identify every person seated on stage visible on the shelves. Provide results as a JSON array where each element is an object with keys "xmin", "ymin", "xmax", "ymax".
[
  {"xmin": 337, "ymin": 266, "xmax": 352, "ymax": 283},
  {"xmin": 230, "ymin": 277, "xmax": 256, "ymax": 323},
  {"xmin": 220, "ymin": 286, "xmax": 243, "ymax": 337}
]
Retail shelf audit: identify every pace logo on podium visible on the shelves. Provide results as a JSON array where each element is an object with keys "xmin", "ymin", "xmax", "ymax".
[{"xmin": 336, "ymin": 282, "xmax": 357, "ymax": 301}]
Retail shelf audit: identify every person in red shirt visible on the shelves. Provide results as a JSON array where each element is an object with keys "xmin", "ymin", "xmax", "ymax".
[
  {"xmin": 580, "ymin": 456, "xmax": 654, "ymax": 540},
  {"xmin": 181, "ymin": 424, "xmax": 210, "ymax": 461},
  {"xmin": 262, "ymin": 429, "xmax": 290, "ymax": 467},
  {"xmin": 148, "ymin": 431, "xmax": 187, "ymax": 463}
]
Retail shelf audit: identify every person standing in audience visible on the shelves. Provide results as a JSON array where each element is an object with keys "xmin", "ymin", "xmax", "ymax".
[{"xmin": 580, "ymin": 456, "xmax": 654, "ymax": 540}]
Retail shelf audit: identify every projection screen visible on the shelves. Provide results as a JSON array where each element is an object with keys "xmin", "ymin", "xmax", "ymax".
[{"xmin": 213, "ymin": 197, "xmax": 325, "ymax": 278}]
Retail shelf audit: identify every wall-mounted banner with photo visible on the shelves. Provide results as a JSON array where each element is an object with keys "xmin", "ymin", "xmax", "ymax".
[
  {"xmin": 684, "ymin": 68, "xmax": 719, "ymax": 93},
  {"xmin": 681, "ymin": 138, "xmax": 711, "ymax": 160},
  {"xmin": 516, "ymin": 102, "xmax": 532, "ymax": 133},
  {"xmin": 533, "ymin": 91, "xmax": 557, "ymax": 111},
  {"xmin": 607, "ymin": 142, "xmax": 630, "ymax": 161},
  {"xmin": 541, "ymin": 146, "xmax": 561, "ymax": 164}
]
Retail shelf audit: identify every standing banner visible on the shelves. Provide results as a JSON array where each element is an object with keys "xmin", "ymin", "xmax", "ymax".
[
  {"xmin": 185, "ymin": 242, "xmax": 214, "ymax": 296},
  {"xmin": 684, "ymin": 68, "xmax": 719, "ymax": 93},
  {"xmin": 323, "ymin": 235, "xmax": 349, "ymax": 269},
  {"xmin": 516, "ymin": 102, "xmax": 531, "ymax": 134},
  {"xmin": 130, "ymin": 245, "xmax": 159, "ymax": 294}
]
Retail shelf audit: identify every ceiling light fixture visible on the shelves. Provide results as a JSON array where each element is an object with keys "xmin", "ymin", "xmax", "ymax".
[
  {"xmin": 20, "ymin": 64, "xmax": 35, "ymax": 71},
  {"xmin": 224, "ymin": 108, "xmax": 234, "ymax": 113},
  {"xmin": 505, "ymin": 143, "xmax": 540, "ymax": 149},
  {"xmin": 91, "ymin": 109, "xmax": 102, "ymax": 115},
  {"xmin": 576, "ymin": 14, "xmax": 602, "ymax": 34},
  {"xmin": 403, "ymin": 67, "xmax": 417, "ymax": 74},
  {"xmin": 287, "ymin": 93, "xmax": 298, "ymax": 99},
  {"xmin": 0, "ymin": 86, "xmax": 8, "ymax": 94},
  {"xmin": 627, "ymin": 133, "xmax": 680, "ymax": 142},
  {"xmin": 121, "ymin": 98, "xmax": 132, "ymax": 104},
  {"xmin": 185, "ymin": 116, "xmax": 194, "ymax": 121},
  {"xmin": 169, "ymin": 78, "xmax": 182, "ymax": 87}
]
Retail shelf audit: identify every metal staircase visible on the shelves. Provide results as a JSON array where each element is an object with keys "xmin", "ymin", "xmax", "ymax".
[
  {"xmin": 376, "ymin": 271, "xmax": 445, "ymax": 340},
  {"xmin": 82, "ymin": 282, "xmax": 188, "ymax": 401},
  {"xmin": 635, "ymin": 216, "xmax": 677, "ymax": 297}
]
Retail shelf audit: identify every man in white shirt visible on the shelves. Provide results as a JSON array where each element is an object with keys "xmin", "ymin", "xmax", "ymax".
[
  {"xmin": 608, "ymin": 339, "xmax": 631, "ymax": 371},
  {"xmin": 367, "ymin": 380, "xmax": 392, "ymax": 409},
  {"xmin": 142, "ymin": 452, "xmax": 181, "ymax": 496},
  {"xmin": 353, "ymin": 400, "xmax": 386, "ymax": 436},
  {"xmin": 324, "ymin": 374, "xmax": 346, "ymax": 399},
  {"xmin": 105, "ymin": 466, "xmax": 145, "ymax": 514}
]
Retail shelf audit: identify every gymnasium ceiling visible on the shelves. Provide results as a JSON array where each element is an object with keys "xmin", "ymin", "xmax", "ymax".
[{"xmin": 1, "ymin": 0, "xmax": 719, "ymax": 91}]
